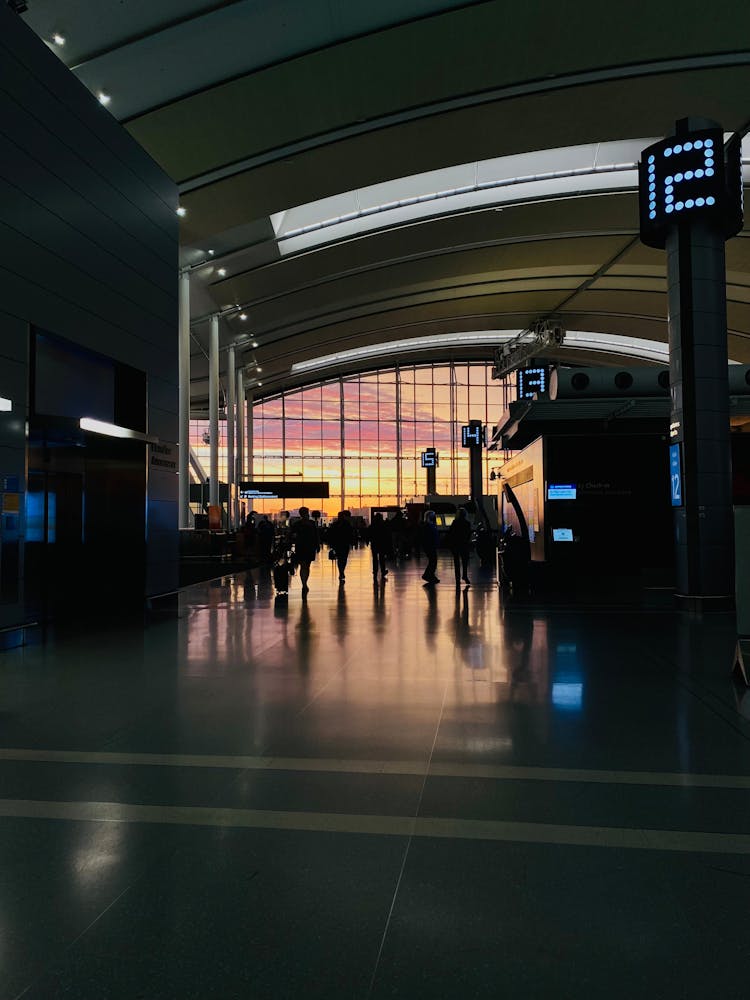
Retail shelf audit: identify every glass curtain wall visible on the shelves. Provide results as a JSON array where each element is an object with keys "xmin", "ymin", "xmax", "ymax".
[{"xmin": 190, "ymin": 362, "xmax": 512, "ymax": 516}]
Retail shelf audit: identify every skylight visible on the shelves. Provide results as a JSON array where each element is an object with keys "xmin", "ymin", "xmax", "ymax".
[{"xmin": 270, "ymin": 136, "xmax": 749, "ymax": 257}]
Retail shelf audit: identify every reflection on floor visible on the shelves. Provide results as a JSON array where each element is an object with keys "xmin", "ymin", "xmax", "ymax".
[{"xmin": 0, "ymin": 548, "xmax": 748, "ymax": 998}]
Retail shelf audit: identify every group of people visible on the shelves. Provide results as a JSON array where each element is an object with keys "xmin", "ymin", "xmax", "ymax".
[{"xmin": 239, "ymin": 505, "xmax": 483, "ymax": 598}]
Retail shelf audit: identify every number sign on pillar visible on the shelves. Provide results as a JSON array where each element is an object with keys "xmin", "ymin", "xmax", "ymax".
[
  {"xmin": 639, "ymin": 119, "xmax": 742, "ymax": 603},
  {"xmin": 461, "ymin": 423, "xmax": 484, "ymax": 448},
  {"xmin": 639, "ymin": 128, "xmax": 742, "ymax": 249}
]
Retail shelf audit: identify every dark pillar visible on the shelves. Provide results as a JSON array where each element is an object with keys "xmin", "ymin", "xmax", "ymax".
[
  {"xmin": 667, "ymin": 218, "xmax": 733, "ymax": 606},
  {"xmin": 426, "ymin": 466, "xmax": 436, "ymax": 494},
  {"xmin": 465, "ymin": 420, "xmax": 484, "ymax": 500},
  {"xmin": 639, "ymin": 117, "xmax": 742, "ymax": 610}
]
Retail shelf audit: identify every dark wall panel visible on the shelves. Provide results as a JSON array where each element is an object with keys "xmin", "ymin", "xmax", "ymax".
[
  {"xmin": 0, "ymin": 313, "xmax": 28, "ymax": 630},
  {"xmin": 0, "ymin": 6, "xmax": 178, "ymax": 620}
]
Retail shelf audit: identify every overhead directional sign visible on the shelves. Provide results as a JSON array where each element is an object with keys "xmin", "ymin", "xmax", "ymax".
[
  {"xmin": 239, "ymin": 481, "xmax": 329, "ymax": 499},
  {"xmin": 421, "ymin": 448, "xmax": 438, "ymax": 468}
]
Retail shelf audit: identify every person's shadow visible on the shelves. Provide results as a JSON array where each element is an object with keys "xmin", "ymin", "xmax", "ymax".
[
  {"xmin": 332, "ymin": 583, "xmax": 349, "ymax": 644},
  {"xmin": 424, "ymin": 585, "xmax": 439, "ymax": 651},
  {"xmin": 295, "ymin": 601, "xmax": 315, "ymax": 675}
]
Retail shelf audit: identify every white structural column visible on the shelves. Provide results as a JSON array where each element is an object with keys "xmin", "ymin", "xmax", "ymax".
[
  {"xmin": 246, "ymin": 389, "xmax": 254, "ymax": 481},
  {"xmin": 178, "ymin": 270, "xmax": 191, "ymax": 528},
  {"xmin": 208, "ymin": 315, "xmax": 220, "ymax": 508},
  {"xmin": 236, "ymin": 371, "xmax": 244, "ymax": 524},
  {"xmin": 226, "ymin": 345, "xmax": 235, "ymax": 529}
]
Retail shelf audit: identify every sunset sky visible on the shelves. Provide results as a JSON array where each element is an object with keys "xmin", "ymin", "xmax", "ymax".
[{"xmin": 190, "ymin": 362, "xmax": 513, "ymax": 516}]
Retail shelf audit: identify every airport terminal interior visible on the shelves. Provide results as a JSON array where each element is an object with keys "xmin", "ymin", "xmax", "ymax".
[{"xmin": 1, "ymin": 1, "xmax": 750, "ymax": 997}]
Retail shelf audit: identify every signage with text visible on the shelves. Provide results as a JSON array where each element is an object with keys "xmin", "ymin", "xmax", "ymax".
[{"xmin": 239, "ymin": 481, "xmax": 329, "ymax": 499}]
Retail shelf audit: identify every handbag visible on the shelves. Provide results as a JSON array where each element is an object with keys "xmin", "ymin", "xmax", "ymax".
[{"xmin": 328, "ymin": 548, "xmax": 337, "ymax": 561}]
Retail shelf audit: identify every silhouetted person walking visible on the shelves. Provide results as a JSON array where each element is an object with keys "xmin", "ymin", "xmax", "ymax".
[
  {"xmin": 420, "ymin": 510, "xmax": 440, "ymax": 584},
  {"xmin": 369, "ymin": 512, "xmax": 390, "ymax": 581},
  {"xmin": 291, "ymin": 506, "xmax": 320, "ymax": 597},
  {"xmin": 446, "ymin": 507, "xmax": 472, "ymax": 586},
  {"xmin": 327, "ymin": 510, "xmax": 355, "ymax": 583},
  {"xmin": 257, "ymin": 515, "xmax": 275, "ymax": 564}
]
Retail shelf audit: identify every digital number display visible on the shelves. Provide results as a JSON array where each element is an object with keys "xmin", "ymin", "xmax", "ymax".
[
  {"xmin": 421, "ymin": 448, "xmax": 438, "ymax": 468},
  {"xmin": 517, "ymin": 367, "xmax": 549, "ymax": 400},
  {"xmin": 461, "ymin": 423, "xmax": 485, "ymax": 447},
  {"xmin": 639, "ymin": 126, "xmax": 743, "ymax": 249}
]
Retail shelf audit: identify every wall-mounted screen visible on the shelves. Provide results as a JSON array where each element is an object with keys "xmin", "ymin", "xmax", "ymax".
[
  {"xmin": 548, "ymin": 483, "xmax": 576, "ymax": 500},
  {"xmin": 552, "ymin": 528, "xmax": 574, "ymax": 542}
]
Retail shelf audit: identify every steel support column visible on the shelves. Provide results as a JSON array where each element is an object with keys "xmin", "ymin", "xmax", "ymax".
[
  {"xmin": 226, "ymin": 345, "xmax": 235, "ymax": 529},
  {"xmin": 246, "ymin": 389, "xmax": 254, "ymax": 481},
  {"xmin": 178, "ymin": 270, "xmax": 191, "ymax": 528},
  {"xmin": 208, "ymin": 315, "xmax": 219, "ymax": 509},
  {"xmin": 236, "ymin": 370, "xmax": 244, "ymax": 523}
]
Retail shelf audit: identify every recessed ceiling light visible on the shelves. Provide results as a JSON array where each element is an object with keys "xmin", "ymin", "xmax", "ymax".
[
  {"xmin": 52, "ymin": 33, "xmax": 65, "ymax": 46},
  {"xmin": 257, "ymin": 381, "xmax": 263, "ymax": 386},
  {"xmin": 217, "ymin": 268, "xmax": 227, "ymax": 277},
  {"xmin": 252, "ymin": 341, "xmax": 258, "ymax": 348},
  {"xmin": 207, "ymin": 249, "xmax": 215, "ymax": 255},
  {"xmin": 97, "ymin": 92, "xmax": 111, "ymax": 106},
  {"xmin": 239, "ymin": 313, "xmax": 247, "ymax": 321},
  {"xmin": 256, "ymin": 366, "xmax": 262, "ymax": 373},
  {"xmin": 176, "ymin": 206, "xmax": 187, "ymax": 217}
]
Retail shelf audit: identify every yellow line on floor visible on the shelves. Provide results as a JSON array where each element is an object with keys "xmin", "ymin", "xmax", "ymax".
[
  {"xmin": 1, "ymin": 797, "xmax": 750, "ymax": 854},
  {"xmin": 1, "ymin": 747, "xmax": 750, "ymax": 789}
]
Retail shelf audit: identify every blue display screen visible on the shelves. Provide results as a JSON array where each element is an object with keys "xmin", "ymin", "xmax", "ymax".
[
  {"xmin": 421, "ymin": 448, "xmax": 437, "ymax": 468},
  {"xmin": 552, "ymin": 528, "xmax": 573, "ymax": 542},
  {"xmin": 548, "ymin": 484, "xmax": 576, "ymax": 500}
]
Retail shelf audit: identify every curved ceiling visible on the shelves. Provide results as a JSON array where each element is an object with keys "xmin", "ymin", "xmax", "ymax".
[{"xmin": 21, "ymin": 0, "xmax": 750, "ymax": 403}]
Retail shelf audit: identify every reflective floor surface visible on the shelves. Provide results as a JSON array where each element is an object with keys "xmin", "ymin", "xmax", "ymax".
[{"xmin": 1, "ymin": 549, "xmax": 749, "ymax": 999}]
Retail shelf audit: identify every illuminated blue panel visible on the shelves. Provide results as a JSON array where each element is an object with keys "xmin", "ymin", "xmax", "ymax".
[
  {"xmin": 421, "ymin": 448, "xmax": 438, "ymax": 468},
  {"xmin": 552, "ymin": 527, "xmax": 573, "ymax": 542},
  {"xmin": 552, "ymin": 682, "xmax": 583, "ymax": 710},
  {"xmin": 548, "ymin": 484, "xmax": 577, "ymax": 500},
  {"xmin": 669, "ymin": 443, "xmax": 682, "ymax": 507}
]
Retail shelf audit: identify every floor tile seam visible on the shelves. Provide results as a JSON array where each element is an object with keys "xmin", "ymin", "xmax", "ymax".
[
  {"xmin": 365, "ymin": 676, "xmax": 450, "ymax": 999},
  {"xmin": 677, "ymin": 673, "xmax": 750, "ymax": 736},
  {"xmin": 5, "ymin": 798, "xmax": 750, "ymax": 856},
  {"xmin": 637, "ymin": 642, "xmax": 750, "ymax": 727},
  {"xmin": 7, "ymin": 798, "xmax": 209, "ymax": 1000},
  {"xmin": 4, "ymin": 749, "xmax": 750, "ymax": 789}
]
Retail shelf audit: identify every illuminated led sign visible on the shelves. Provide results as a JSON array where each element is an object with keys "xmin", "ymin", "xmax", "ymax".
[
  {"xmin": 639, "ymin": 126, "xmax": 743, "ymax": 249},
  {"xmin": 517, "ymin": 367, "xmax": 549, "ymax": 400},
  {"xmin": 461, "ymin": 423, "xmax": 485, "ymax": 447},
  {"xmin": 421, "ymin": 448, "xmax": 438, "ymax": 468}
]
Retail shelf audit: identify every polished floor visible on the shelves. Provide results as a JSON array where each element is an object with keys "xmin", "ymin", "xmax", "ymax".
[{"xmin": 1, "ymin": 549, "xmax": 749, "ymax": 999}]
